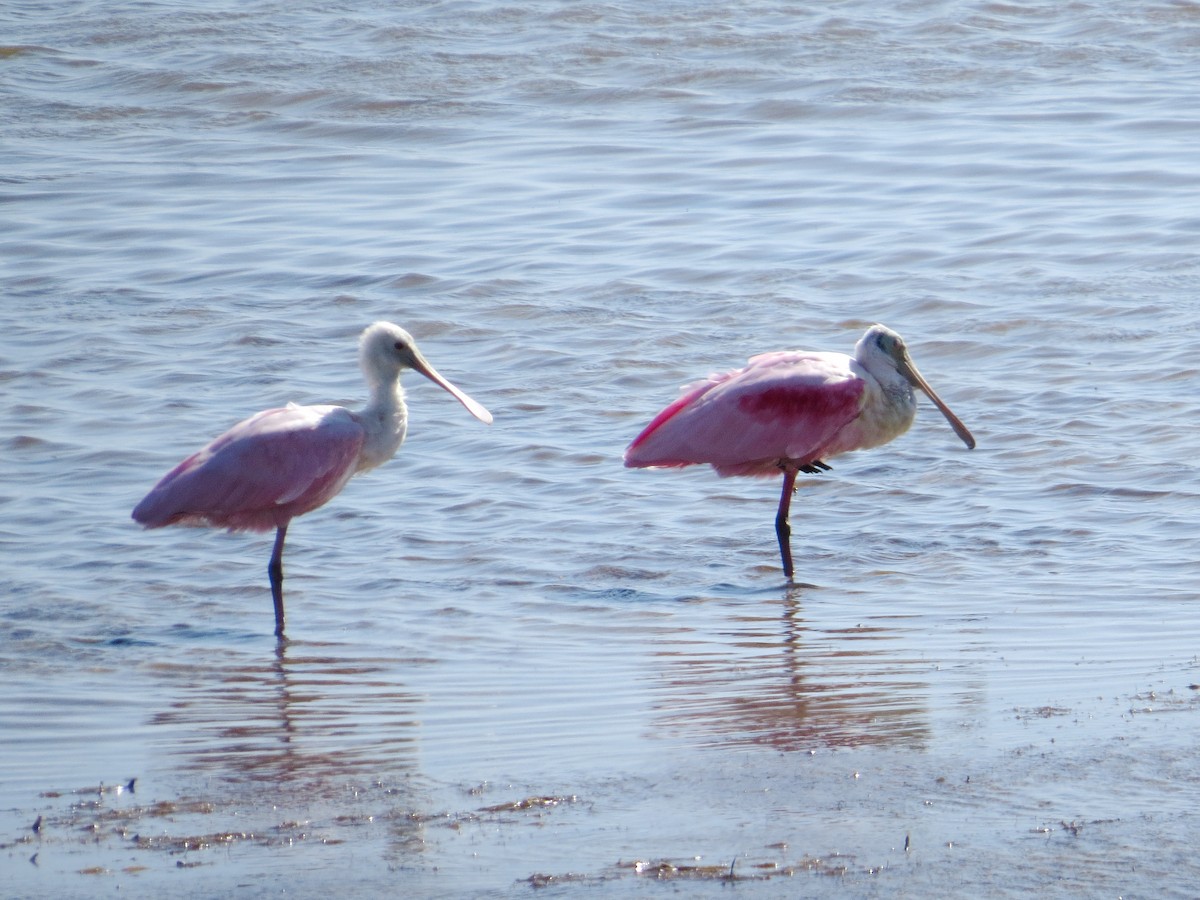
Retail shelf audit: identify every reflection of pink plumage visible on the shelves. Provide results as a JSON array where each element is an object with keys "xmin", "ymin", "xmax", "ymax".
[
  {"xmin": 625, "ymin": 325, "xmax": 975, "ymax": 579},
  {"xmin": 133, "ymin": 322, "xmax": 492, "ymax": 636}
]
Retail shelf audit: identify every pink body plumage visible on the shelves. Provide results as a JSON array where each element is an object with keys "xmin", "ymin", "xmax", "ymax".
[
  {"xmin": 625, "ymin": 350, "xmax": 870, "ymax": 477},
  {"xmin": 132, "ymin": 404, "xmax": 365, "ymax": 533}
]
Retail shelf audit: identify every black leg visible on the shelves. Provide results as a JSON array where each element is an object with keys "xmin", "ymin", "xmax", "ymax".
[
  {"xmin": 269, "ymin": 524, "xmax": 288, "ymax": 637},
  {"xmin": 775, "ymin": 470, "xmax": 798, "ymax": 579}
]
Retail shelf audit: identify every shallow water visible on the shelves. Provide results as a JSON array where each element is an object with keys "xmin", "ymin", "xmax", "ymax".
[{"xmin": 3, "ymin": 0, "xmax": 1200, "ymax": 896}]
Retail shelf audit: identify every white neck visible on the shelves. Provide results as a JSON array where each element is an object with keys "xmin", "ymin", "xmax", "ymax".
[{"xmin": 356, "ymin": 375, "xmax": 409, "ymax": 472}]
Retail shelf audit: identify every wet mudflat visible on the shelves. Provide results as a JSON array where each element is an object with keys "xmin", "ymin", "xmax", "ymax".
[{"xmin": 4, "ymin": 588, "xmax": 1198, "ymax": 897}]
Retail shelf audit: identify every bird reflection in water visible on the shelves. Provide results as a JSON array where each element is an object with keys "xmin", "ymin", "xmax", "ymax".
[
  {"xmin": 650, "ymin": 585, "xmax": 936, "ymax": 752},
  {"xmin": 149, "ymin": 639, "xmax": 423, "ymax": 787}
]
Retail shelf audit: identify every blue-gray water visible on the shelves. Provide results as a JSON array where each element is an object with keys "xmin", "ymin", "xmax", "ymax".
[{"xmin": 3, "ymin": 1, "xmax": 1200, "ymax": 896}]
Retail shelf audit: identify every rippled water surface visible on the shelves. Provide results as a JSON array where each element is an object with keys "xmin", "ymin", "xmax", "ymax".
[{"xmin": 3, "ymin": 1, "xmax": 1200, "ymax": 896}]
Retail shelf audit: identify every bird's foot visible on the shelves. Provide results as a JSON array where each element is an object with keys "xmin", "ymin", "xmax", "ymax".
[{"xmin": 798, "ymin": 460, "xmax": 832, "ymax": 475}]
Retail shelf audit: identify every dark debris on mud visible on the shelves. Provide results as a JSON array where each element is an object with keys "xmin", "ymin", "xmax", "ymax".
[
  {"xmin": 2, "ymin": 779, "xmax": 589, "ymax": 874},
  {"xmin": 521, "ymin": 850, "xmax": 867, "ymax": 889}
]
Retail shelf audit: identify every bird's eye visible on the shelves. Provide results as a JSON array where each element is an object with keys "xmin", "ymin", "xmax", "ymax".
[{"xmin": 393, "ymin": 341, "xmax": 407, "ymax": 352}]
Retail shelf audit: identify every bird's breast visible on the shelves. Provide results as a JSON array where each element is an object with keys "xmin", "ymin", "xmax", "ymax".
[
  {"xmin": 851, "ymin": 381, "xmax": 917, "ymax": 450},
  {"xmin": 356, "ymin": 405, "xmax": 408, "ymax": 472}
]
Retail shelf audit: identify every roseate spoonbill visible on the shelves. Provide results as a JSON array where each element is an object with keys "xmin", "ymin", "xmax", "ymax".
[
  {"xmin": 624, "ymin": 324, "xmax": 974, "ymax": 579},
  {"xmin": 132, "ymin": 322, "xmax": 492, "ymax": 635}
]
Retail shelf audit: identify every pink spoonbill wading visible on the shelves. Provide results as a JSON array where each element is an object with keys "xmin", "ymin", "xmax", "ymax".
[
  {"xmin": 132, "ymin": 322, "xmax": 492, "ymax": 636},
  {"xmin": 624, "ymin": 324, "xmax": 975, "ymax": 579}
]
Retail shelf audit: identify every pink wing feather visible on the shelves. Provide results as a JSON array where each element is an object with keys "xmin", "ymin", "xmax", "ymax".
[
  {"xmin": 624, "ymin": 350, "xmax": 866, "ymax": 477},
  {"xmin": 132, "ymin": 404, "xmax": 366, "ymax": 532}
]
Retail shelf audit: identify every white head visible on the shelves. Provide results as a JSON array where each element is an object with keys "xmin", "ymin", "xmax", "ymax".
[
  {"xmin": 856, "ymin": 324, "xmax": 974, "ymax": 449},
  {"xmin": 359, "ymin": 322, "xmax": 493, "ymax": 424}
]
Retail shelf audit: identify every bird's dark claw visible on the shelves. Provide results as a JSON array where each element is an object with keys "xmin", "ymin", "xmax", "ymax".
[{"xmin": 798, "ymin": 460, "xmax": 832, "ymax": 475}]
